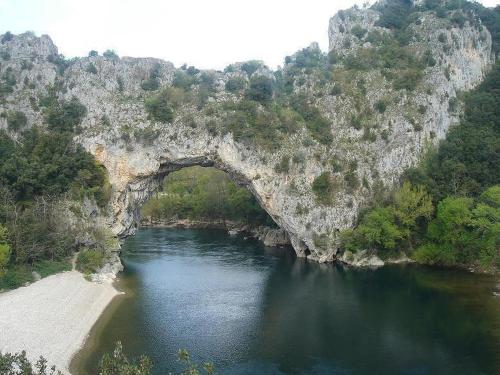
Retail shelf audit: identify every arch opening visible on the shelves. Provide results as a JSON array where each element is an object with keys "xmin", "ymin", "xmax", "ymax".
[{"xmin": 135, "ymin": 165, "xmax": 292, "ymax": 249}]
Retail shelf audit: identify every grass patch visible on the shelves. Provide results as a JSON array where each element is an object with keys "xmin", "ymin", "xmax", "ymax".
[{"xmin": 0, "ymin": 259, "xmax": 71, "ymax": 291}]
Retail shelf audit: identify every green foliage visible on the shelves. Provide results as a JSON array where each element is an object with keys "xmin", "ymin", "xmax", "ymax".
[
  {"xmin": 225, "ymin": 77, "xmax": 246, "ymax": 93},
  {"xmin": 1, "ymin": 51, "xmax": 10, "ymax": 61},
  {"xmin": 220, "ymin": 99, "xmax": 301, "ymax": 150},
  {"xmin": 5, "ymin": 110, "xmax": 27, "ymax": 131},
  {"xmin": 274, "ymin": 155, "xmax": 290, "ymax": 173},
  {"xmin": 344, "ymin": 170, "xmax": 360, "ymax": 191},
  {"xmin": 374, "ymin": 0, "xmax": 414, "ymax": 30},
  {"xmin": 85, "ymin": 63, "xmax": 98, "ymax": 74},
  {"xmin": 0, "ymin": 350, "xmax": 62, "ymax": 374},
  {"xmin": 103, "ymin": 50, "xmax": 118, "ymax": 59},
  {"xmin": 392, "ymin": 68, "xmax": 423, "ymax": 91},
  {"xmin": 0, "ymin": 224, "xmax": 10, "ymax": 275},
  {"xmin": 99, "ymin": 341, "xmax": 152, "ymax": 375},
  {"xmin": 141, "ymin": 64, "xmax": 161, "ymax": 91},
  {"xmin": 245, "ymin": 75, "xmax": 274, "ymax": 104},
  {"xmin": 289, "ymin": 95, "xmax": 332, "ymax": 144},
  {"xmin": 76, "ymin": 248, "xmax": 106, "ymax": 274},
  {"xmin": 173, "ymin": 70, "xmax": 197, "ymax": 90},
  {"xmin": 1, "ymin": 31, "xmax": 13, "ymax": 43},
  {"xmin": 241, "ymin": 60, "xmax": 262, "ymax": 76},
  {"xmin": 144, "ymin": 89, "xmax": 176, "ymax": 123},
  {"xmin": 413, "ymin": 188, "xmax": 500, "ymax": 269},
  {"xmin": 141, "ymin": 167, "xmax": 274, "ymax": 226},
  {"xmin": 88, "ymin": 50, "xmax": 98, "ymax": 57},
  {"xmin": 0, "ymin": 128, "xmax": 108, "ymax": 202},
  {"xmin": 341, "ymin": 182, "xmax": 433, "ymax": 253},
  {"xmin": 292, "ymin": 46, "xmax": 326, "ymax": 69},
  {"xmin": 351, "ymin": 25, "xmax": 367, "ymax": 39},
  {"xmin": 43, "ymin": 97, "xmax": 87, "ymax": 133},
  {"xmin": 374, "ymin": 99, "xmax": 388, "ymax": 113},
  {"xmin": 312, "ymin": 172, "xmax": 335, "ymax": 205},
  {"xmin": 0, "ymin": 258, "xmax": 72, "ymax": 291},
  {"xmin": 406, "ymin": 61, "xmax": 500, "ymax": 201}
]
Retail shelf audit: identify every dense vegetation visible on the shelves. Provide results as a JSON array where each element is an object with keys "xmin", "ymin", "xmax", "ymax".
[
  {"xmin": 141, "ymin": 166, "xmax": 274, "ymax": 227},
  {"xmin": 0, "ymin": 90, "xmax": 111, "ymax": 289},
  {"xmin": 341, "ymin": 60, "xmax": 500, "ymax": 272},
  {"xmin": 0, "ymin": 343, "xmax": 214, "ymax": 375}
]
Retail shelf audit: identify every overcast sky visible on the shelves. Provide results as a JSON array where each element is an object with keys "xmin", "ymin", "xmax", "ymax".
[{"xmin": 0, "ymin": 0, "xmax": 498, "ymax": 70}]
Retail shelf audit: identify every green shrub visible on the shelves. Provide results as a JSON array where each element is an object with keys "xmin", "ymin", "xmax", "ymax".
[
  {"xmin": 312, "ymin": 172, "xmax": 335, "ymax": 204},
  {"xmin": 76, "ymin": 248, "xmax": 105, "ymax": 274},
  {"xmin": 0, "ymin": 224, "xmax": 10, "ymax": 275},
  {"xmin": 241, "ymin": 60, "xmax": 262, "ymax": 76},
  {"xmin": 172, "ymin": 70, "xmax": 196, "ymax": 90},
  {"xmin": 1, "ymin": 51, "xmax": 11, "ymax": 61},
  {"xmin": 6, "ymin": 110, "xmax": 27, "ymax": 131},
  {"xmin": 85, "ymin": 63, "xmax": 98, "ymax": 74},
  {"xmin": 245, "ymin": 75, "xmax": 274, "ymax": 103},
  {"xmin": 393, "ymin": 69, "xmax": 422, "ymax": 91},
  {"xmin": 344, "ymin": 170, "xmax": 360, "ymax": 191},
  {"xmin": 274, "ymin": 156, "xmax": 290, "ymax": 173},
  {"xmin": 103, "ymin": 49, "xmax": 118, "ymax": 59},
  {"xmin": 225, "ymin": 77, "xmax": 246, "ymax": 93},
  {"xmin": 141, "ymin": 63, "xmax": 161, "ymax": 91},
  {"xmin": 413, "ymin": 243, "xmax": 455, "ymax": 266},
  {"xmin": 374, "ymin": 99, "xmax": 388, "ymax": 113},
  {"xmin": 43, "ymin": 97, "xmax": 87, "ymax": 133},
  {"xmin": 293, "ymin": 46, "xmax": 325, "ymax": 68},
  {"xmin": 330, "ymin": 85, "xmax": 342, "ymax": 96},
  {"xmin": 144, "ymin": 89, "xmax": 175, "ymax": 123},
  {"xmin": 290, "ymin": 95, "xmax": 332, "ymax": 144},
  {"xmin": 1, "ymin": 31, "xmax": 13, "ymax": 43},
  {"xmin": 351, "ymin": 25, "xmax": 367, "ymax": 39}
]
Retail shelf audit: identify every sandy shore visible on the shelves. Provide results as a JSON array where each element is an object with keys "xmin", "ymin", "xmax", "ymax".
[{"xmin": 0, "ymin": 270, "xmax": 119, "ymax": 374}]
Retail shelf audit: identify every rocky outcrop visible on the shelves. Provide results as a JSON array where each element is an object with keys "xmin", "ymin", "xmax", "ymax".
[{"xmin": 0, "ymin": 4, "xmax": 494, "ymax": 263}]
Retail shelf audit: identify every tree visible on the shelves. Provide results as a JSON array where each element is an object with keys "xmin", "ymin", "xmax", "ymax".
[
  {"xmin": 103, "ymin": 50, "xmax": 118, "ymax": 59},
  {"xmin": 144, "ymin": 90, "xmax": 174, "ymax": 123},
  {"xmin": 245, "ymin": 76, "xmax": 274, "ymax": 104},
  {"xmin": 393, "ymin": 182, "xmax": 433, "ymax": 240},
  {"xmin": 356, "ymin": 207, "xmax": 402, "ymax": 251},
  {"xmin": 98, "ymin": 341, "xmax": 152, "ymax": 375},
  {"xmin": 0, "ymin": 224, "xmax": 10, "ymax": 275}
]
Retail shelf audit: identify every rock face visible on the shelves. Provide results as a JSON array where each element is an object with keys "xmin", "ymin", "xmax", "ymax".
[{"xmin": 0, "ymin": 4, "xmax": 494, "ymax": 263}]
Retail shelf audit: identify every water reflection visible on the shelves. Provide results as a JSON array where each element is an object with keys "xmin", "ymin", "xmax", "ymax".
[{"xmin": 75, "ymin": 228, "xmax": 499, "ymax": 375}]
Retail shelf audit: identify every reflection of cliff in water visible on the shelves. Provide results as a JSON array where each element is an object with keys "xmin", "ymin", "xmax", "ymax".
[{"xmin": 255, "ymin": 261, "xmax": 500, "ymax": 374}]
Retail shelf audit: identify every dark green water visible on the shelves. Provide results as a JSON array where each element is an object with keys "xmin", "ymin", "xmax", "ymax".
[{"xmin": 74, "ymin": 228, "xmax": 499, "ymax": 375}]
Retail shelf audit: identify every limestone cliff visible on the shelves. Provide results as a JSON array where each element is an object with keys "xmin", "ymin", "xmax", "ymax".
[{"xmin": 0, "ymin": 3, "xmax": 494, "ymax": 263}]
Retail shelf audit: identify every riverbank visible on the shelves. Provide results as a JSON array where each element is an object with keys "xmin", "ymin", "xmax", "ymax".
[
  {"xmin": 141, "ymin": 218, "xmax": 292, "ymax": 248},
  {"xmin": 0, "ymin": 270, "xmax": 120, "ymax": 374}
]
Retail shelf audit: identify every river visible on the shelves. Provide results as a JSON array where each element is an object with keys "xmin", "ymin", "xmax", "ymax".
[{"xmin": 73, "ymin": 228, "xmax": 500, "ymax": 374}]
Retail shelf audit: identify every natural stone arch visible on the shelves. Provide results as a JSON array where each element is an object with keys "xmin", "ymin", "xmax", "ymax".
[
  {"xmin": 90, "ymin": 134, "xmax": 312, "ymax": 260},
  {"xmin": 0, "ymin": 6, "xmax": 492, "ymax": 263}
]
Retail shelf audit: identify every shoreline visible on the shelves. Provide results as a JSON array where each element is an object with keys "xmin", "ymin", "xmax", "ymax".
[{"xmin": 0, "ymin": 270, "xmax": 120, "ymax": 374}]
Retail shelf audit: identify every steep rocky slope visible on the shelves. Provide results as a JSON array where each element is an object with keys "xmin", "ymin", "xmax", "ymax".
[{"xmin": 0, "ymin": 3, "xmax": 494, "ymax": 263}]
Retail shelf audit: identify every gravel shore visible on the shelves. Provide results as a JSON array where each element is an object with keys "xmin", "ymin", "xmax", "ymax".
[{"xmin": 0, "ymin": 270, "xmax": 119, "ymax": 374}]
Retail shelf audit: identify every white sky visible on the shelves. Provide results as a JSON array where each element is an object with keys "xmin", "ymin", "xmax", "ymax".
[{"xmin": 0, "ymin": 0, "xmax": 498, "ymax": 70}]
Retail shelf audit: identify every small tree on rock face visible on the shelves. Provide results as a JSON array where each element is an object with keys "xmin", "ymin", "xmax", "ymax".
[
  {"xmin": 312, "ymin": 172, "xmax": 335, "ymax": 205},
  {"xmin": 245, "ymin": 76, "xmax": 274, "ymax": 104},
  {"xmin": 144, "ymin": 89, "xmax": 175, "ymax": 123}
]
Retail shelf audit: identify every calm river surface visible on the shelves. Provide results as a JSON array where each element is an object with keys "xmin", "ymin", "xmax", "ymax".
[{"xmin": 74, "ymin": 228, "xmax": 499, "ymax": 375}]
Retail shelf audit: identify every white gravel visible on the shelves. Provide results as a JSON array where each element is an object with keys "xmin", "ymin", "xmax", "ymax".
[{"xmin": 0, "ymin": 270, "xmax": 119, "ymax": 374}]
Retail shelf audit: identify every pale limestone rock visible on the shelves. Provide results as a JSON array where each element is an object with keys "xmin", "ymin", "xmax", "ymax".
[{"xmin": 0, "ymin": 5, "xmax": 493, "ymax": 266}]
